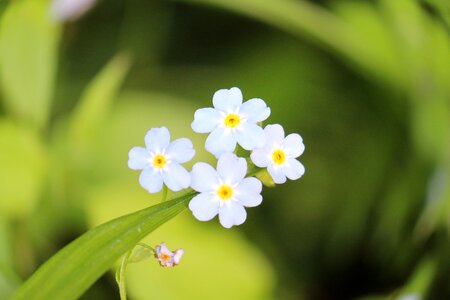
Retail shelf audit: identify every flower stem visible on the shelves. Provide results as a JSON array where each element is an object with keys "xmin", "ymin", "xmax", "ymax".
[
  {"xmin": 161, "ymin": 185, "xmax": 168, "ymax": 202},
  {"xmin": 117, "ymin": 249, "xmax": 133, "ymax": 300},
  {"xmin": 245, "ymin": 157, "xmax": 259, "ymax": 177}
]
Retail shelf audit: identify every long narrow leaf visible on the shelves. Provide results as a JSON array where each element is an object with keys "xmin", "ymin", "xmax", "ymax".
[
  {"xmin": 179, "ymin": 0, "xmax": 404, "ymax": 87},
  {"xmin": 0, "ymin": 0, "xmax": 60, "ymax": 129},
  {"xmin": 12, "ymin": 192, "xmax": 195, "ymax": 300},
  {"xmin": 70, "ymin": 53, "xmax": 131, "ymax": 163}
]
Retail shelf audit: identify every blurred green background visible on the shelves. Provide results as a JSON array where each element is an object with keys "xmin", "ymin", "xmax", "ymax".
[{"xmin": 0, "ymin": 0, "xmax": 449, "ymax": 299}]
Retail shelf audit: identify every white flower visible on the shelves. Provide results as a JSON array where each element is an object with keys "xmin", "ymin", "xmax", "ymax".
[
  {"xmin": 189, "ymin": 153, "xmax": 263, "ymax": 228},
  {"xmin": 154, "ymin": 242, "xmax": 184, "ymax": 267},
  {"xmin": 128, "ymin": 127, "xmax": 195, "ymax": 193},
  {"xmin": 191, "ymin": 87, "xmax": 270, "ymax": 157},
  {"xmin": 250, "ymin": 124, "xmax": 305, "ymax": 184}
]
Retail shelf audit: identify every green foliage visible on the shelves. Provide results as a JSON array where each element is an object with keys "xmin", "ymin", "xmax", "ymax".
[
  {"xmin": 69, "ymin": 53, "xmax": 131, "ymax": 166},
  {"xmin": 0, "ymin": 119, "xmax": 47, "ymax": 217},
  {"xmin": 12, "ymin": 194, "xmax": 193, "ymax": 300},
  {"xmin": 0, "ymin": 265, "xmax": 21, "ymax": 300},
  {"xmin": 0, "ymin": 0, "xmax": 60, "ymax": 129},
  {"xmin": 0, "ymin": 0, "xmax": 448, "ymax": 299}
]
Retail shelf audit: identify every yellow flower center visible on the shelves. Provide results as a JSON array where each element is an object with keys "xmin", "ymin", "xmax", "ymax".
[
  {"xmin": 272, "ymin": 149, "xmax": 286, "ymax": 165},
  {"xmin": 217, "ymin": 185, "xmax": 233, "ymax": 200},
  {"xmin": 159, "ymin": 253, "xmax": 172, "ymax": 262},
  {"xmin": 224, "ymin": 113, "xmax": 240, "ymax": 128},
  {"xmin": 153, "ymin": 154, "xmax": 167, "ymax": 169}
]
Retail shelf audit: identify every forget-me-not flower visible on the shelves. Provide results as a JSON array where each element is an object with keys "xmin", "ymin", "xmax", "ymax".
[
  {"xmin": 189, "ymin": 153, "xmax": 263, "ymax": 228},
  {"xmin": 128, "ymin": 127, "xmax": 195, "ymax": 193},
  {"xmin": 154, "ymin": 242, "xmax": 184, "ymax": 267},
  {"xmin": 250, "ymin": 124, "xmax": 305, "ymax": 184},
  {"xmin": 191, "ymin": 87, "xmax": 270, "ymax": 157}
]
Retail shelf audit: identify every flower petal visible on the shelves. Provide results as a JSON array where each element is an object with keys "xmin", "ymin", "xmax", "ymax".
[
  {"xmin": 139, "ymin": 168, "xmax": 163, "ymax": 193},
  {"xmin": 145, "ymin": 127, "xmax": 170, "ymax": 153},
  {"xmin": 267, "ymin": 164, "xmax": 287, "ymax": 184},
  {"xmin": 162, "ymin": 163, "xmax": 190, "ymax": 191},
  {"xmin": 240, "ymin": 98, "xmax": 271, "ymax": 122},
  {"xmin": 264, "ymin": 124, "xmax": 285, "ymax": 145},
  {"xmin": 128, "ymin": 147, "xmax": 150, "ymax": 170},
  {"xmin": 235, "ymin": 177, "xmax": 263, "ymax": 207},
  {"xmin": 173, "ymin": 249, "xmax": 184, "ymax": 264},
  {"xmin": 205, "ymin": 127, "xmax": 237, "ymax": 157},
  {"xmin": 212, "ymin": 87, "xmax": 243, "ymax": 112},
  {"xmin": 166, "ymin": 138, "xmax": 195, "ymax": 163},
  {"xmin": 283, "ymin": 158, "xmax": 305, "ymax": 180},
  {"xmin": 191, "ymin": 108, "xmax": 221, "ymax": 133},
  {"xmin": 218, "ymin": 202, "xmax": 247, "ymax": 228},
  {"xmin": 283, "ymin": 133, "xmax": 305, "ymax": 158},
  {"xmin": 190, "ymin": 162, "xmax": 219, "ymax": 192},
  {"xmin": 217, "ymin": 153, "xmax": 247, "ymax": 184},
  {"xmin": 235, "ymin": 123, "xmax": 266, "ymax": 150},
  {"xmin": 158, "ymin": 243, "xmax": 172, "ymax": 256},
  {"xmin": 189, "ymin": 193, "xmax": 219, "ymax": 221},
  {"xmin": 250, "ymin": 148, "xmax": 271, "ymax": 168}
]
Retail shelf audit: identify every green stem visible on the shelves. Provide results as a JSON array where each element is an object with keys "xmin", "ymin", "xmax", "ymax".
[
  {"xmin": 161, "ymin": 185, "xmax": 168, "ymax": 202},
  {"xmin": 245, "ymin": 157, "xmax": 260, "ymax": 177},
  {"xmin": 116, "ymin": 242, "xmax": 156, "ymax": 300},
  {"xmin": 118, "ymin": 250, "xmax": 133, "ymax": 300}
]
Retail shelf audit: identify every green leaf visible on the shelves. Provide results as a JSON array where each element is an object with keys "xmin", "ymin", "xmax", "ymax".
[
  {"xmin": 69, "ymin": 53, "xmax": 131, "ymax": 165},
  {"xmin": 0, "ymin": 217, "xmax": 21, "ymax": 299},
  {"xmin": 178, "ymin": 0, "xmax": 403, "ymax": 87},
  {"xmin": 0, "ymin": 0, "xmax": 60, "ymax": 129},
  {"xmin": 399, "ymin": 257, "xmax": 436, "ymax": 298},
  {"xmin": 422, "ymin": 0, "xmax": 450, "ymax": 27},
  {"xmin": 12, "ymin": 192, "xmax": 195, "ymax": 300},
  {"xmin": 0, "ymin": 118, "xmax": 47, "ymax": 218},
  {"xmin": 127, "ymin": 244, "xmax": 153, "ymax": 264},
  {"xmin": 0, "ymin": 265, "xmax": 21, "ymax": 300}
]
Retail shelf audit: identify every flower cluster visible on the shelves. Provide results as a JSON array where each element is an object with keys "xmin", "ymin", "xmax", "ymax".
[{"xmin": 128, "ymin": 87, "xmax": 305, "ymax": 228}]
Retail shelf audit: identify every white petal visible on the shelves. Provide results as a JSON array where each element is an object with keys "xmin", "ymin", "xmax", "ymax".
[
  {"xmin": 235, "ymin": 177, "xmax": 263, "ymax": 207},
  {"xmin": 166, "ymin": 138, "xmax": 195, "ymax": 163},
  {"xmin": 283, "ymin": 158, "xmax": 305, "ymax": 180},
  {"xmin": 264, "ymin": 124, "xmax": 285, "ymax": 145},
  {"xmin": 145, "ymin": 127, "xmax": 170, "ymax": 153},
  {"xmin": 190, "ymin": 162, "xmax": 219, "ymax": 192},
  {"xmin": 217, "ymin": 153, "xmax": 247, "ymax": 184},
  {"xmin": 267, "ymin": 164, "xmax": 287, "ymax": 184},
  {"xmin": 250, "ymin": 148, "xmax": 271, "ymax": 168},
  {"xmin": 212, "ymin": 87, "xmax": 243, "ymax": 112},
  {"xmin": 283, "ymin": 133, "xmax": 305, "ymax": 158},
  {"xmin": 158, "ymin": 243, "xmax": 172, "ymax": 256},
  {"xmin": 162, "ymin": 163, "xmax": 190, "ymax": 192},
  {"xmin": 173, "ymin": 249, "xmax": 184, "ymax": 264},
  {"xmin": 235, "ymin": 123, "xmax": 266, "ymax": 150},
  {"xmin": 128, "ymin": 147, "xmax": 150, "ymax": 170},
  {"xmin": 139, "ymin": 168, "xmax": 163, "ymax": 193},
  {"xmin": 205, "ymin": 127, "xmax": 237, "ymax": 157},
  {"xmin": 191, "ymin": 108, "xmax": 221, "ymax": 133},
  {"xmin": 189, "ymin": 193, "xmax": 219, "ymax": 221},
  {"xmin": 218, "ymin": 202, "xmax": 247, "ymax": 228},
  {"xmin": 240, "ymin": 98, "xmax": 270, "ymax": 122}
]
